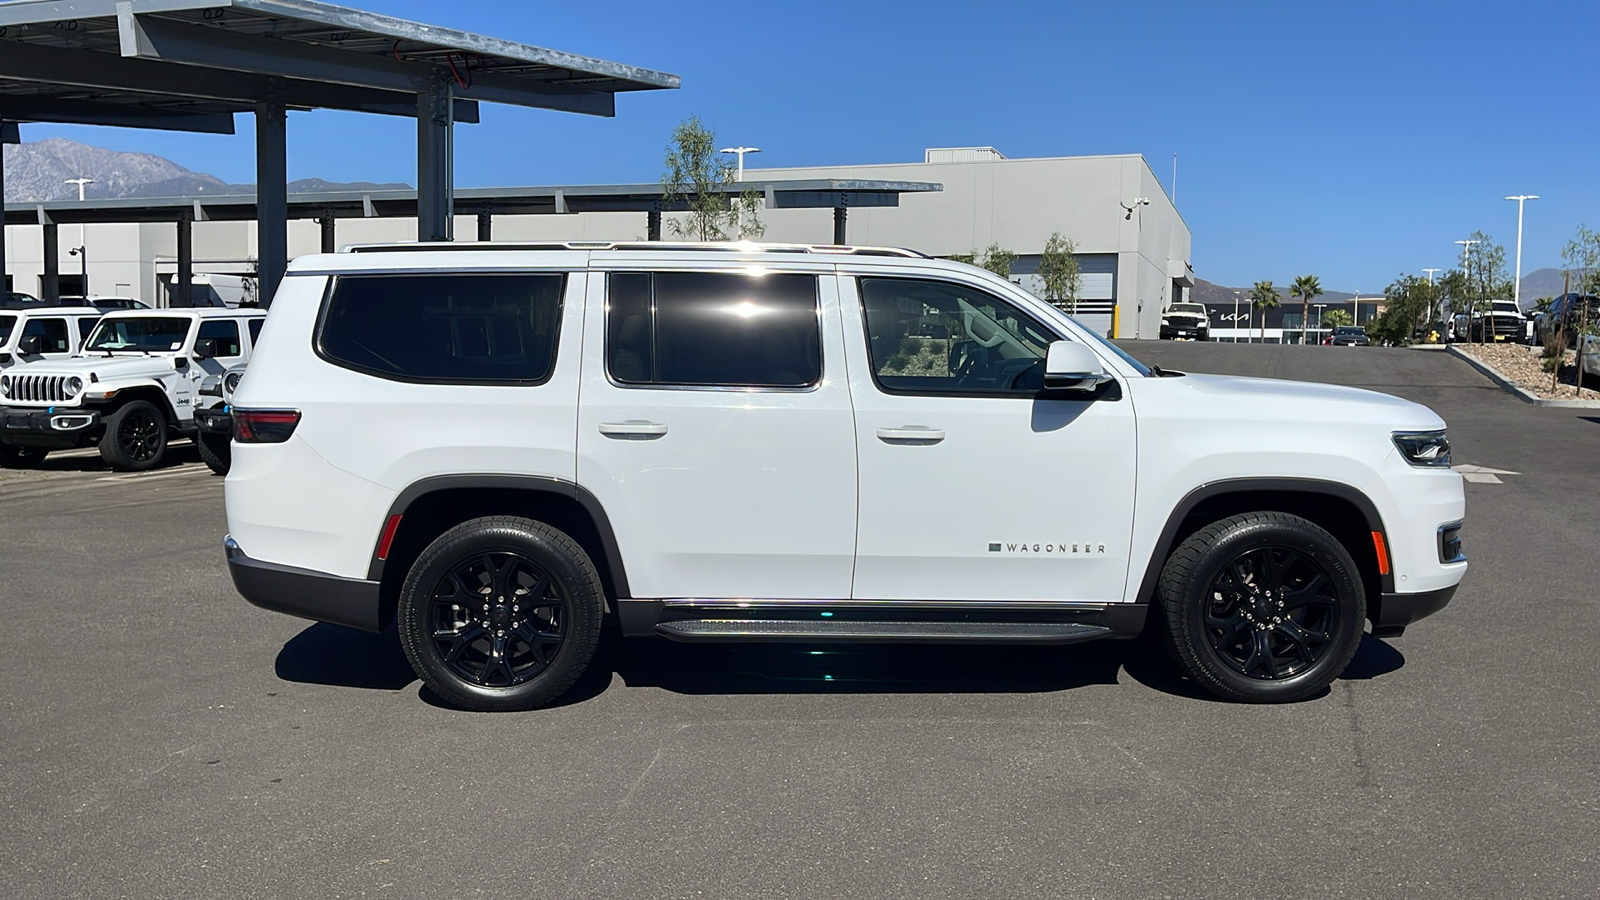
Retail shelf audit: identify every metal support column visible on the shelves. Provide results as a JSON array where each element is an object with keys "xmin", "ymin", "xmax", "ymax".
[
  {"xmin": 319, "ymin": 209, "xmax": 337, "ymax": 253},
  {"xmin": 476, "ymin": 205, "xmax": 493, "ymax": 242},
  {"xmin": 416, "ymin": 69, "xmax": 454, "ymax": 242},
  {"xmin": 255, "ymin": 81, "xmax": 288, "ymax": 306},
  {"xmin": 647, "ymin": 204, "xmax": 662, "ymax": 241},
  {"xmin": 832, "ymin": 203, "xmax": 848, "ymax": 246},
  {"xmin": 176, "ymin": 209, "xmax": 194, "ymax": 308},
  {"xmin": 40, "ymin": 216, "xmax": 59, "ymax": 303}
]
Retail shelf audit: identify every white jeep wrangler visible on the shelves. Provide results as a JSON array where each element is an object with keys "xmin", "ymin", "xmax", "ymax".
[
  {"xmin": 224, "ymin": 242, "xmax": 1466, "ymax": 710},
  {"xmin": 0, "ymin": 307, "xmax": 104, "ymax": 370},
  {"xmin": 0, "ymin": 308, "xmax": 265, "ymax": 470}
]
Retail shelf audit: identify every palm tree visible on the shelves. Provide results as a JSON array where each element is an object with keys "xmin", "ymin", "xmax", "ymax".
[
  {"xmin": 1250, "ymin": 280, "xmax": 1280, "ymax": 344},
  {"xmin": 1291, "ymin": 274, "xmax": 1323, "ymax": 345},
  {"xmin": 1321, "ymin": 308, "xmax": 1353, "ymax": 330}
]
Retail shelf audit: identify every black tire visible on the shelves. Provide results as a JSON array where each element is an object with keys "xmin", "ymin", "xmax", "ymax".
[
  {"xmin": 397, "ymin": 516, "xmax": 604, "ymax": 712},
  {"xmin": 196, "ymin": 430, "xmax": 231, "ymax": 476},
  {"xmin": 0, "ymin": 443, "xmax": 48, "ymax": 469},
  {"xmin": 99, "ymin": 400, "xmax": 168, "ymax": 471},
  {"xmin": 1157, "ymin": 512, "xmax": 1365, "ymax": 703}
]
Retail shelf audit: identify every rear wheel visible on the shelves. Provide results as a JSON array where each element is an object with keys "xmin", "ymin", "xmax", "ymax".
[
  {"xmin": 1158, "ymin": 512, "xmax": 1365, "ymax": 703},
  {"xmin": 397, "ymin": 516, "xmax": 605, "ymax": 712},
  {"xmin": 99, "ymin": 400, "xmax": 168, "ymax": 471},
  {"xmin": 0, "ymin": 443, "xmax": 48, "ymax": 469},
  {"xmin": 196, "ymin": 430, "xmax": 231, "ymax": 475}
]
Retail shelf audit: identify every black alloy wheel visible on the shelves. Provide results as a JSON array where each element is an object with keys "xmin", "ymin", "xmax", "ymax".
[
  {"xmin": 430, "ymin": 552, "xmax": 567, "ymax": 688},
  {"xmin": 397, "ymin": 516, "xmax": 604, "ymax": 712},
  {"xmin": 1201, "ymin": 546, "xmax": 1338, "ymax": 680},
  {"xmin": 99, "ymin": 400, "xmax": 168, "ymax": 471},
  {"xmin": 1158, "ymin": 512, "xmax": 1365, "ymax": 703}
]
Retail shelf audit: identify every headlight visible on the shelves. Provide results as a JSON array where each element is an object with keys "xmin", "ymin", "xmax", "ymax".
[
  {"xmin": 223, "ymin": 372, "xmax": 242, "ymax": 395},
  {"xmin": 1393, "ymin": 431, "xmax": 1451, "ymax": 467},
  {"xmin": 1161, "ymin": 317, "xmax": 1171, "ymax": 325},
  {"xmin": 66, "ymin": 376, "xmax": 83, "ymax": 396},
  {"xmin": 0, "ymin": 374, "xmax": 9, "ymax": 398}
]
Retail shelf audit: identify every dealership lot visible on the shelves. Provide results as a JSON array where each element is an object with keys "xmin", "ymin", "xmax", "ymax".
[{"xmin": 1, "ymin": 343, "xmax": 1596, "ymax": 899}]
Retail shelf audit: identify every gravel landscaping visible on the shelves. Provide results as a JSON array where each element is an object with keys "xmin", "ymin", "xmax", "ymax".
[{"xmin": 1454, "ymin": 341, "xmax": 1600, "ymax": 400}]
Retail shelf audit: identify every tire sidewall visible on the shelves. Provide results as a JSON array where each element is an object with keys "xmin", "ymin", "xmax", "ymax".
[
  {"xmin": 397, "ymin": 518, "xmax": 603, "ymax": 711},
  {"xmin": 196, "ymin": 430, "xmax": 231, "ymax": 475},
  {"xmin": 1172, "ymin": 517, "xmax": 1365, "ymax": 702}
]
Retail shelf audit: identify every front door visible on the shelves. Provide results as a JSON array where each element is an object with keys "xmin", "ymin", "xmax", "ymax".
[
  {"xmin": 841, "ymin": 272, "xmax": 1137, "ymax": 603},
  {"xmin": 576, "ymin": 266, "xmax": 857, "ymax": 600}
]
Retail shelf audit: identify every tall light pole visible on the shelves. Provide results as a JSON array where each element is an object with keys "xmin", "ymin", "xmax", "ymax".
[
  {"xmin": 1352, "ymin": 291, "xmax": 1362, "ymax": 326},
  {"xmin": 64, "ymin": 177, "xmax": 94, "ymax": 201},
  {"xmin": 1422, "ymin": 267, "xmax": 1442, "ymax": 284},
  {"xmin": 64, "ymin": 178, "xmax": 95, "ymax": 297},
  {"xmin": 1233, "ymin": 290, "xmax": 1241, "ymax": 343},
  {"xmin": 1454, "ymin": 238, "xmax": 1480, "ymax": 277},
  {"xmin": 718, "ymin": 146, "xmax": 761, "ymax": 182},
  {"xmin": 1505, "ymin": 194, "xmax": 1538, "ymax": 309},
  {"xmin": 1314, "ymin": 302, "xmax": 1327, "ymax": 335}
]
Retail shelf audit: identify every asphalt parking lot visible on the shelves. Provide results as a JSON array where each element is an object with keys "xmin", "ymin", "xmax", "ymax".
[{"xmin": 2, "ymin": 343, "xmax": 1596, "ymax": 899}]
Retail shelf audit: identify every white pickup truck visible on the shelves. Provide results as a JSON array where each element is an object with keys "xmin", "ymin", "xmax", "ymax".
[{"xmin": 0, "ymin": 308, "xmax": 264, "ymax": 470}]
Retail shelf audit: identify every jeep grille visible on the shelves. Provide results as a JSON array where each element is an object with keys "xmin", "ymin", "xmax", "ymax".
[{"xmin": 8, "ymin": 373, "xmax": 74, "ymax": 404}]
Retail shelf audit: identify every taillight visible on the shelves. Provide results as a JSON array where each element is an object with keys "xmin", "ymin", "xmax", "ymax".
[{"xmin": 233, "ymin": 408, "xmax": 301, "ymax": 443}]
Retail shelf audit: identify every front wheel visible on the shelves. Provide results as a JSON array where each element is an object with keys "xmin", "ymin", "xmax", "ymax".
[
  {"xmin": 1157, "ymin": 512, "xmax": 1365, "ymax": 703},
  {"xmin": 0, "ymin": 443, "xmax": 48, "ymax": 469},
  {"xmin": 397, "ymin": 516, "xmax": 605, "ymax": 711},
  {"xmin": 99, "ymin": 400, "xmax": 168, "ymax": 471},
  {"xmin": 196, "ymin": 430, "xmax": 231, "ymax": 475}
]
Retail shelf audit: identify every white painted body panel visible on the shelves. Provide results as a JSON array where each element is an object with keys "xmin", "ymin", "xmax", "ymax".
[
  {"xmin": 835, "ymin": 269, "xmax": 1137, "ymax": 603},
  {"xmin": 575, "ymin": 267, "xmax": 859, "ymax": 599}
]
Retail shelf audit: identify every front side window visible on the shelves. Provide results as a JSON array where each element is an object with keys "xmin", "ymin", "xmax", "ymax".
[
  {"xmin": 318, "ymin": 273, "xmax": 564, "ymax": 384},
  {"xmin": 22, "ymin": 317, "xmax": 71, "ymax": 353},
  {"xmin": 858, "ymin": 277, "xmax": 1060, "ymax": 395},
  {"xmin": 607, "ymin": 271, "xmax": 821, "ymax": 388},
  {"xmin": 0, "ymin": 315, "xmax": 16, "ymax": 346},
  {"xmin": 197, "ymin": 320, "xmax": 243, "ymax": 359},
  {"xmin": 78, "ymin": 317, "xmax": 99, "ymax": 341},
  {"xmin": 86, "ymin": 317, "xmax": 191, "ymax": 353}
]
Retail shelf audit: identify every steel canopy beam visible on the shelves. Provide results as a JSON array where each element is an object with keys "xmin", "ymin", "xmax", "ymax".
[
  {"xmin": 120, "ymin": 12, "xmax": 615, "ymax": 116},
  {"xmin": 0, "ymin": 41, "xmax": 479, "ymax": 122},
  {"xmin": 0, "ymin": 96, "xmax": 235, "ymax": 133}
]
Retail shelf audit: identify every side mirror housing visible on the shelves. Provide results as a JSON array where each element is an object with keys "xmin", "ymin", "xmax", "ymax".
[
  {"xmin": 1043, "ymin": 341, "xmax": 1111, "ymax": 391},
  {"xmin": 16, "ymin": 335, "xmax": 42, "ymax": 355},
  {"xmin": 193, "ymin": 338, "xmax": 218, "ymax": 360}
]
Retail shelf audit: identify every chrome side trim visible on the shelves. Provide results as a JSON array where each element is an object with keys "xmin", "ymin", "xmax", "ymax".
[{"xmin": 659, "ymin": 598, "xmax": 1113, "ymax": 610}]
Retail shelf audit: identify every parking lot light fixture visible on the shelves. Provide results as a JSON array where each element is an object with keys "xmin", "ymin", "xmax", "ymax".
[
  {"xmin": 1505, "ymin": 195, "xmax": 1539, "ymax": 309},
  {"xmin": 718, "ymin": 146, "xmax": 761, "ymax": 182}
]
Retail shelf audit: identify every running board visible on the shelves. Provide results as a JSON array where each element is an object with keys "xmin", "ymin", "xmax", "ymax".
[{"xmin": 654, "ymin": 619, "xmax": 1114, "ymax": 645}]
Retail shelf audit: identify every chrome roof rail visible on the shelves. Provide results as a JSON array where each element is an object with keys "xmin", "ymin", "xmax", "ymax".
[{"xmin": 340, "ymin": 241, "xmax": 929, "ymax": 259}]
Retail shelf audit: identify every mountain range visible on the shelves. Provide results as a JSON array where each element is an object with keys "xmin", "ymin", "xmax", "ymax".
[
  {"xmin": 1196, "ymin": 267, "xmax": 1571, "ymax": 313},
  {"xmin": 2, "ymin": 137, "xmax": 408, "ymax": 202}
]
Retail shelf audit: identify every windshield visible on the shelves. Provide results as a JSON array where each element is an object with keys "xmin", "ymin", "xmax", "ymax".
[
  {"xmin": 1170, "ymin": 304, "xmax": 1206, "ymax": 315},
  {"xmin": 85, "ymin": 317, "xmax": 192, "ymax": 353},
  {"xmin": 0, "ymin": 315, "xmax": 15, "ymax": 344}
]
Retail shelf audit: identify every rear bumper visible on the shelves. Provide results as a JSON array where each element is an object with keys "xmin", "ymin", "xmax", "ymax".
[
  {"xmin": 226, "ymin": 536, "xmax": 384, "ymax": 632},
  {"xmin": 1, "ymin": 405, "xmax": 101, "ymax": 446},
  {"xmin": 1372, "ymin": 584, "xmax": 1457, "ymax": 638},
  {"xmin": 195, "ymin": 407, "xmax": 232, "ymax": 434}
]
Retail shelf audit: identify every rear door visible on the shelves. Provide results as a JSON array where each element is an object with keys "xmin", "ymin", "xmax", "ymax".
[{"xmin": 576, "ymin": 262, "xmax": 858, "ymax": 600}]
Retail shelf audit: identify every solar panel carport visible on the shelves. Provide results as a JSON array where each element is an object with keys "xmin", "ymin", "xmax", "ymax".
[
  {"xmin": 0, "ymin": 0, "xmax": 679, "ymax": 301},
  {"xmin": 3, "ymin": 178, "xmax": 942, "ymax": 305}
]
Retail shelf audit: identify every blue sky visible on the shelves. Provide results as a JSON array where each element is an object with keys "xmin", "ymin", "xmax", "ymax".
[{"xmin": 19, "ymin": 0, "xmax": 1600, "ymax": 291}]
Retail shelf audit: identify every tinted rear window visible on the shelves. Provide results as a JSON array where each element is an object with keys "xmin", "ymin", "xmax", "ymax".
[
  {"xmin": 319, "ymin": 274, "xmax": 565, "ymax": 384},
  {"xmin": 607, "ymin": 271, "xmax": 821, "ymax": 388},
  {"xmin": 0, "ymin": 315, "xmax": 14, "ymax": 344}
]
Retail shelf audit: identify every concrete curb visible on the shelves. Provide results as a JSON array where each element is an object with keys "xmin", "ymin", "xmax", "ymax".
[{"xmin": 1449, "ymin": 345, "xmax": 1600, "ymax": 408}]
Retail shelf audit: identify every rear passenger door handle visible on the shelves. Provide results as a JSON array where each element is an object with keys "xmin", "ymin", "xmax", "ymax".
[
  {"xmin": 599, "ymin": 420, "xmax": 668, "ymax": 439},
  {"xmin": 876, "ymin": 426, "xmax": 945, "ymax": 444}
]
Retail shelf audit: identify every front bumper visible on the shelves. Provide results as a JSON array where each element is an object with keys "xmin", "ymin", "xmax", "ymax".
[
  {"xmin": 226, "ymin": 536, "xmax": 384, "ymax": 632},
  {"xmin": 0, "ymin": 405, "xmax": 101, "ymax": 446},
  {"xmin": 195, "ymin": 406, "xmax": 232, "ymax": 435},
  {"xmin": 1372, "ymin": 585, "xmax": 1457, "ymax": 638},
  {"xmin": 1160, "ymin": 325, "xmax": 1208, "ymax": 340}
]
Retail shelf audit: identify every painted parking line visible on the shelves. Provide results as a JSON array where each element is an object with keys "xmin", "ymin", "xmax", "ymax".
[
  {"xmin": 95, "ymin": 464, "xmax": 210, "ymax": 483},
  {"xmin": 1453, "ymin": 464, "xmax": 1520, "ymax": 485}
]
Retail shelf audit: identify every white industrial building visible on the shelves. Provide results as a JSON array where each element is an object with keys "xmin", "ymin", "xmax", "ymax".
[{"xmin": 2, "ymin": 147, "xmax": 1191, "ymax": 338}]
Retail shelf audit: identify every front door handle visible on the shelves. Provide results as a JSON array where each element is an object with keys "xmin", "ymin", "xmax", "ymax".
[
  {"xmin": 876, "ymin": 426, "xmax": 945, "ymax": 444},
  {"xmin": 599, "ymin": 420, "xmax": 668, "ymax": 439}
]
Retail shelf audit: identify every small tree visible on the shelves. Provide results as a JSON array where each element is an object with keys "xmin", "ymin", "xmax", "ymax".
[
  {"xmin": 1037, "ymin": 232, "xmax": 1083, "ymax": 314},
  {"xmin": 1376, "ymin": 273, "xmax": 1437, "ymax": 345},
  {"xmin": 952, "ymin": 244, "xmax": 1018, "ymax": 280},
  {"xmin": 1290, "ymin": 274, "xmax": 1322, "ymax": 345},
  {"xmin": 1450, "ymin": 230, "xmax": 1511, "ymax": 341},
  {"xmin": 1321, "ymin": 308, "xmax": 1353, "ymax": 329},
  {"xmin": 1250, "ymin": 280, "xmax": 1280, "ymax": 344},
  {"xmin": 661, "ymin": 115, "xmax": 763, "ymax": 241}
]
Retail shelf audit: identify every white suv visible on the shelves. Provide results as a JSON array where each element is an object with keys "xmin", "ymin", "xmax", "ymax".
[
  {"xmin": 0, "ymin": 307, "xmax": 103, "ymax": 369},
  {"xmin": 0, "ymin": 308, "xmax": 265, "ymax": 470},
  {"xmin": 224, "ymin": 242, "xmax": 1467, "ymax": 710}
]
